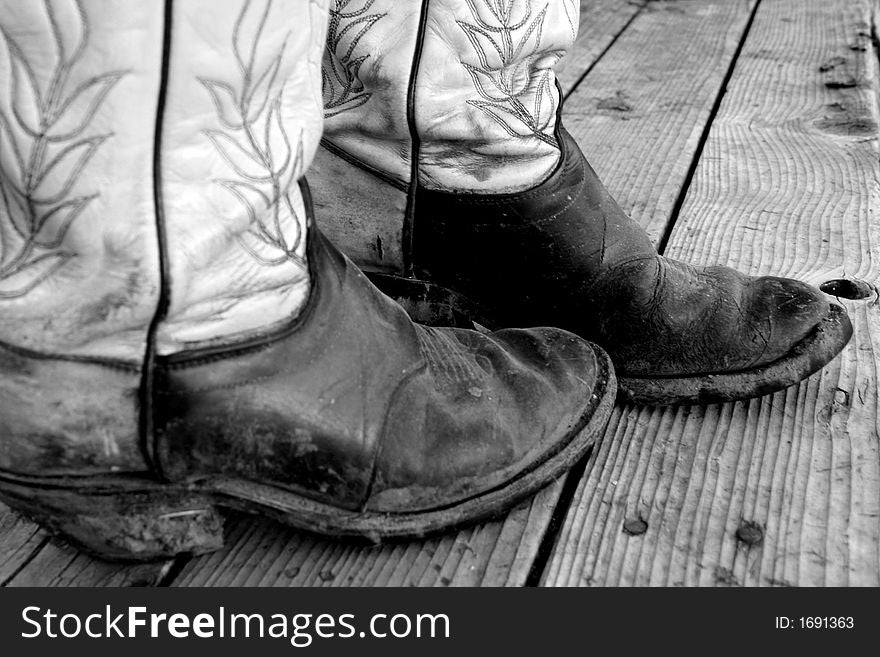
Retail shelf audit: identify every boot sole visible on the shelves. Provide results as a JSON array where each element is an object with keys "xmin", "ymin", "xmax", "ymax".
[
  {"xmin": 367, "ymin": 273, "xmax": 854, "ymax": 406},
  {"xmin": 617, "ymin": 304, "xmax": 853, "ymax": 405},
  {"xmin": 0, "ymin": 352, "xmax": 615, "ymax": 561}
]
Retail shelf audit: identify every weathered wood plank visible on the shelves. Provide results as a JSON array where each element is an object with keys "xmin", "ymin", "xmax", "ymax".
[
  {"xmin": 3, "ymin": 534, "xmax": 173, "ymax": 587},
  {"xmin": 0, "ymin": 506, "xmax": 47, "ymax": 584},
  {"xmin": 544, "ymin": 0, "xmax": 880, "ymax": 586},
  {"xmin": 173, "ymin": 479, "xmax": 563, "ymax": 587},
  {"xmin": 556, "ymin": 0, "xmax": 648, "ymax": 95},
  {"xmin": 0, "ymin": 503, "xmax": 174, "ymax": 586},
  {"xmin": 167, "ymin": 1, "xmax": 658, "ymax": 589},
  {"xmin": 0, "ymin": 0, "xmax": 648, "ymax": 586},
  {"xmin": 562, "ymin": 0, "xmax": 759, "ymax": 243}
]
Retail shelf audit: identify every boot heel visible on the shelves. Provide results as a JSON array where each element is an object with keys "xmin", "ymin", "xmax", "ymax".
[{"xmin": 0, "ymin": 479, "xmax": 224, "ymax": 562}]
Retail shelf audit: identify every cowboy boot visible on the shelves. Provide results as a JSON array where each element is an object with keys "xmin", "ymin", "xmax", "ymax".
[
  {"xmin": 0, "ymin": 0, "xmax": 615, "ymax": 561},
  {"xmin": 314, "ymin": 0, "xmax": 853, "ymax": 405}
]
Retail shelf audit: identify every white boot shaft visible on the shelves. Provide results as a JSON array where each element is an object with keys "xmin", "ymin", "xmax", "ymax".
[
  {"xmin": 0, "ymin": 1, "xmax": 162, "ymax": 358},
  {"xmin": 315, "ymin": 0, "xmax": 576, "ymax": 273},
  {"xmin": 320, "ymin": 0, "xmax": 575, "ymax": 191},
  {"xmin": 0, "ymin": 0, "xmax": 327, "ymax": 360}
]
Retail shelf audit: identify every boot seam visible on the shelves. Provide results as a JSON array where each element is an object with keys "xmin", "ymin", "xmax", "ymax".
[
  {"xmin": 153, "ymin": 179, "xmax": 324, "ymax": 370},
  {"xmin": 401, "ymin": 0, "xmax": 432, "ymax": 278},
  {"xmin": 416, "ymin": 144, "xmax": 585, "ymax": 223},
  {"xmin": 140, "ymin": 0, "xmax": 176, "ymax": 476},
  {"xmin": 0, "ymin": 338, "xmax": 141, "ymax": 373},
  {"xmin": 359, "ymin": 356, "xmax": 430, "ymax": 513},
  {"xmin": 413, "ymin": 79, "xmax": 570, "ymax": 207},
  {"xmin": 319, "ymin": 138, "xmax": 409, "ymax": 192}
]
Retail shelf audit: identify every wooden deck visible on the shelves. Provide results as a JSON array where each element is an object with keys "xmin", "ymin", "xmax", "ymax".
[{"xmin": 2, "ymin": 0, "xmax": 878, "ymax": 587}]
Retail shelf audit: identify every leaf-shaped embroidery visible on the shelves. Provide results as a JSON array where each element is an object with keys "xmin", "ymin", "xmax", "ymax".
[
  {"xmin": 321, "ymin": 0, "xmax": 385, "ymax": 118},
  {"xmin": 512, "ymin": 4, "xmax": 546, "ymax": 61},
  {"xmin": 0, "ymin": 0, "xmax": 123, "ymax": 298},
  {"xmin": 245, "ymin": 49, "xmax": 284, "ymax": 121},
  {"xmin": 463, "ymin": 64, "xmax": 512, "ymax": 102},
  {"xmin": 4, "ymin": 37, "xmax": 44, "ymax": 137},
  {"xmin": 0, "ymin": 180, "xmax": 29, "ymax": 244},
  {"xmin": 205, "ymin": 131, "xmax": 272, "ymax": 181},
  {"xmin": 467, "ymin": 0, "xmax": 500, "ymax": 27},
  {"xmin": 199, "ymin": 79, "xmax": 244, "ymax": 129},
  {"xmin": 222, "ymin": 182, "xmax": 289, "ymax": 265},
  {"xmin": 264, "ymin": 98, "xmax": 293, "ymax": 178},
  {"xmin": 468, "ymin": 98, "xmax": 555, "ymax": 146},
  {"xmin": 204, "ymin": 0, "xmax": 307, "ymax": 268},
  {"xmin": 0, "ymin": 251, "xmax": 72, "ymax": 298},
  {"xmin": 344, "ymin": 55, "xmax": 368, "ymax": 91},
  {"xmin": 0, "ymin": 200, "xmax": 21, "ymax": 265},
  {"xmin": 44, "ymin": 0, "xmax": 87, "ymax": 65},
  {"xmin": 465, "ymin": 0, "xmax": 505, "ymax": 32},
  {"xmin": 562, "ymin": 0, "xmax": 578, "ymax": 40},
  {"xmin": 219, "ymin": 180, "xmax": 260, "ymax": 220},
  {"xmin": 46, "ymin": 72, "xmax": 126, "ymax": 140},
  {"xmin": 335, "ymin": 12, "xmax": 384, "ymax": 62},
  {"xmin": 0, "ymin": 111, "xmax": 25, "ymax": 187},
  {"xmin": 31, "ymin": 135, "xmax": 108, "ymax": 204},
  {"xmin": 457, "ymin": 20, "xmax": 504, "ymax": 70},
  {"xmin": 502, "ymin": 57, "xmax": 532, "ymax": 97},
  {"xmin": 233, "ymin": 0, "xmax": 272, "ymax": 75},
  {"xmin": 532, "ymin": 67, "xmax": 553, "ymax": 126},
  {"xmin": 323, "ymin": 54, "xmax": 370, "ymax": 112},
  {"xmin": 468, "ymin": 100, "xmax": 519, "ymax": 135},
  {"xmin": 458, "ymin": 0, "xmax": 557, "ymax": 145},
  {"xmin": 504, "ymin": 2, "xmax": 533, "ymax": 32},
  {"xmin": 240, "ymin": 233, "xmax": 290, "ymax": 265},
  {"xmin": 323, "ymin": 93, "xmax": 371, "ymax": 118},
  {"xmin": 335, "ymin": 0, "xmax": 370, "ymax": 20},
  {"xmin": 239, "ymin": 192, "xmax": 304, "ymax": 267},
  {"xmin": 32, "ymin": 194, "xmax": 95, "ymax": 247},
  {"xmin": 323, "ymin": 56, "xmax": 344, "ymax": 92},
  {"xmin": 218, "ymin": 179, "xmax": 271, "ymax": 209}
]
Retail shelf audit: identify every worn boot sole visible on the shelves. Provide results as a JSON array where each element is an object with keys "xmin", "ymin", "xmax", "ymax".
[
  {"xmin": 615, "ymin": 304, "xmax": 853, "ymax": 405},
  {"xmin": 0, "ymin": 353, "xmax": 614, "ymax": 562},
  {"xmin": 366, "ymin": 273, "xmax": 853, "ymax": 406}
]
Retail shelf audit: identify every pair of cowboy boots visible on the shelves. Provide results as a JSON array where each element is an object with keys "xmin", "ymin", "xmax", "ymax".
[{"xmin": 0, "ymin": 0, "xmax": 850, "ymax": 561}]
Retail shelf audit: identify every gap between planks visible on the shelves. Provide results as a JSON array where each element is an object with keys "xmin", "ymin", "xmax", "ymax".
[{"xmin": 543, "ymin": 0, "xmax": 880, "ymax": 586}]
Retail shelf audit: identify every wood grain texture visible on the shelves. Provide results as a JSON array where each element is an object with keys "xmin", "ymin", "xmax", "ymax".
[
  {"xmin": 0, "ymin": 509, "xmax": 46, "ymax": 585},
  {"xmin": 556, "ymin": 0, "xmax": 647, "ymax": 95},
  {"xmin": 0, "ymin": 1, "xmax": 632, "ymax": 590},
  {"xmin": 167, "ymin": 3, "xmax": 663, "ymax": 590},
  {"xmin": 544, "ymin": 0, "xmax": 880, "ymax": 586},
  {"xmin": 3, "ymin": 537, "xmax": 174, "ymax": 587},
  {"xmin": 562, "ymin": 0, "xmax": 759, "ymax": 244},
  {"xmin": 0, "ymin": 504, "xmax": 174, "ymax": 586},
  {"xmin": 173, "ymin": 478, "xmax": 564, "ymax": 587}
]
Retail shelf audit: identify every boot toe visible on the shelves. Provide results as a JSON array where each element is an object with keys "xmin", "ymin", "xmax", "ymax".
[
  {"xmin": 744, "ymin": 275, "xmax": 830, "ymax": 367},
  {"xmin": 365, "ymin": 326, "xmax": 611, "ymax": 512}
]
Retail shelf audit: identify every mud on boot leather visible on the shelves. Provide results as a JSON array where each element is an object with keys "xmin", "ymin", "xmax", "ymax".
[{"xmin": 0, "ymin": 226, "xmax": 615, "ymax": 561}]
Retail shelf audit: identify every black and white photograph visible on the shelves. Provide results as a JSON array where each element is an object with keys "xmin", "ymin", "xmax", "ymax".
[{"xmin": 0, "ymin": 0, "xmax": 875, "ymax": 648}]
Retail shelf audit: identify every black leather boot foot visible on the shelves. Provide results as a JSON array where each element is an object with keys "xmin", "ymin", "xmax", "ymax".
[
  {"xmin": 0, "ymin": 226, "xmax": 615, "ymax": 558},
  {"xmin": 147, "ymin": 228, "xmax": 616, "ymax": 540},
  {"xmin": 377, "ymin": 126, "xmax": 853, "ymax": 405}
]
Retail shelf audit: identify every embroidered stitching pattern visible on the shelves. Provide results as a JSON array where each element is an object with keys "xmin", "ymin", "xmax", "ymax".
[
  {"xmin": 322, "ymin": 0, "xmax": 386, "ymax": 118},
  {"xmin": 562, "ymin": 0, "xmax": 578, "ymax": 41},
  {"xmin": 200, "ymin": 0, "xmax": 306, "ymax": 268},
  {"xmin": 457, "ymin": 0, "xmax": 571, "ymax": 147},
  {"xmin": 0, "ymin": 0, "xmax": 126, "ymax": 298}
]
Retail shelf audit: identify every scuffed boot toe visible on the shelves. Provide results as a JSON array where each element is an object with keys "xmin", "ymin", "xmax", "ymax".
[
  {"xmin": 367, "ymin": 326, "xmax": 611, "ymax": 513},
  {"xmin": 742, "ymin": 274, "xmax": 831, "ymax": 366},
  {"xmin": 150, "ymin": 231, "xmax": 617, "ymax": 540}
]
